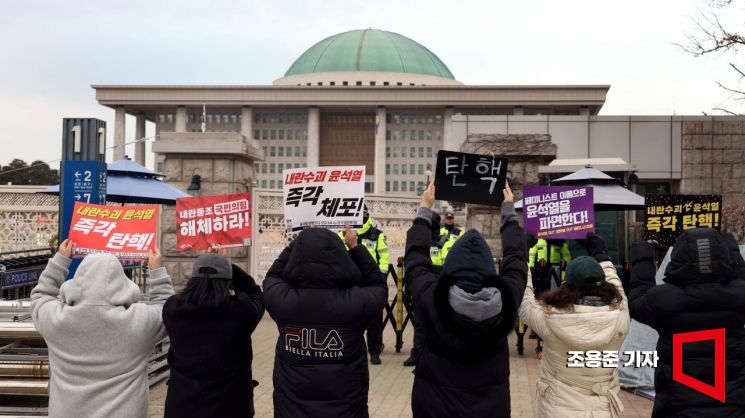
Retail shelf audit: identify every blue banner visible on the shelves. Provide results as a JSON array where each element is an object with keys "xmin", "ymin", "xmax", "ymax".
[{"xmin": 1, "ymin": 266, "xmax": 45, "ymax": 289}]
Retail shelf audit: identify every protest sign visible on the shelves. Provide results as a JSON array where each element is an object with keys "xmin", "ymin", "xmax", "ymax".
[
  {"xmin": 523, "ymin": 185, "xmax": 595, "ymax": 239},
  {"xmin": 643, "ymin": 194, "xmax": 722, "ymax": 246},
  {"xmin": 176, "ymin": 193, "xmax": 252, "ymax": 251},
  {"xmin": 68, "ymin": 202, "xmax": 159, "ymax": 259},
  {"xmin": 283, "ymin": 166, "xmax": 365, "ymax": 232},
  {"xmin": 434, "ymin": 150, "xmax": 508, "ymax": 206}
]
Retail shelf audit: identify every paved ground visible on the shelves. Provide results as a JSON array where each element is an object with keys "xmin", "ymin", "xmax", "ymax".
[{"xmin": 149, "ymin": 316, "xmax": 653, "ymax": 417}]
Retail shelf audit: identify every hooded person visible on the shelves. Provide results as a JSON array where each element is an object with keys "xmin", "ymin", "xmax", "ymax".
[
  {"xmin": 162, "ymin": 249, "xmax": 265, "ymax": 418},
  {"xmin": 404, "ymin": 182, "xmax": 527, "ymax": 418},
  {"xmin": 629, "ymin": 228, "xmax": 745, "ymax": 418},
  {"xmin": 263, "ymin": 225, "xmax": 387, "ymax": 418},
  {"xmin": 519, "ymin": 233, "xmax": 629, "ymax": 418},
  {"xmin": 30, "ymin": 240, "xmax": 174, "ymax": 418}
]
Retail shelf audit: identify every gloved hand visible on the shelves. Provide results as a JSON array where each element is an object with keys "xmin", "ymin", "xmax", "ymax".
[
  {"xmin": 578, "ymin": 232, "xmax": 610, "ymax": 262},
  {"xmin": 232, "ymin": 264, "xmax": 260, "ymax": 294},
  {"xmin": 526, "ymin": 232, "xmax": 538, "ymax": 252},
  {"xmin": 630, "ymin": 241, "xmax": 655, "ymax": 264}
]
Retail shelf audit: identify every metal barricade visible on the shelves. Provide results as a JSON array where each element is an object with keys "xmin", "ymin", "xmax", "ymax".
[{"xmin": 382, "ymin": 257, "xmax": 412, "ymax": 352}]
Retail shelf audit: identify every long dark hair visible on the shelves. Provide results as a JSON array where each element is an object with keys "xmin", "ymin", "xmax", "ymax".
[
  {"xmin": 539, "ymin": 282, "xmax": 623, "ymax": 312},
  {"xmin": 180, "ymin": 274, "xmax": 232, "ymax": 308}
]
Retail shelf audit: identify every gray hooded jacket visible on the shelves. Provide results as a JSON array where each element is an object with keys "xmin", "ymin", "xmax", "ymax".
[{"xmin": 31, "ymin": 253, "xmax": 174, "ymax": 418}]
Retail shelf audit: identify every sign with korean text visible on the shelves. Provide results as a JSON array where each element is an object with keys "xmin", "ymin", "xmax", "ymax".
[
  {"xmin": 68, "ymin": 202, "xmax": 159, "ymax": 259},
  {"xmin": 176, "ymin": 193, "xmax": 252, "ymax": 251},
  {"xmin": 523, "ymin": 185, "xmax": 595, "ymax": 239},
  {"xmin": 643, "ymin": 194, "xmax": 722, "ymax": 246},
  {"xmin": 434, "ymin": 150, "xmax": 508, "ymax": 206},
  {"xmin": 283, "ymin": 166, "xmax": 365, "ymax": 232}
]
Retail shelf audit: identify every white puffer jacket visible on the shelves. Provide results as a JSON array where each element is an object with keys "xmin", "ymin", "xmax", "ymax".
[{"xmin": 518, "ymin": 260, "xmax": 630, "ymax": 418}]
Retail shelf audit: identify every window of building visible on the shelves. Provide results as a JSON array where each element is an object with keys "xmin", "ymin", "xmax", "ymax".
[
  {"xmin": 223, "ymin": 114, "xmax": 229, "ymax": 123},
  {"xmin": 269, "ymin": 113, "xmax": 277, "ymax": 123},
  {"xmin": 260, "ymin": 163, "xmax": 266, "ymax": 174},
  {"xmin": 255, "ymin": 113, "xmax": 261, "ymax": 123},
  {"xmin": 278, "ymin": 113, "xmax": 285, "ymax": 123},
  {"xmin": 287, "ymin": 130, "xmax": 293, "ymax": 140},
  {"xmin": 261, "ymin": 180, "xmax": 267, "ymax": 188},
  {"xmin": 356, "ymin": 81, "xmax": 362, "ymax": 86},
  {"xmin": 410, "ymin": 164, "xmax": 415, "ymax": 174},
  {"xmin": 343, "ymin": 81, "xmax": 348, "ymax": 86},
  {"xmin": 419, "ymin": 130, "xmax": 425, "ymax": 140},
  {"xmin": 393, "ymin": 164, "xmax": 399, "ymax": 175},
  {"xmin": 402, "ymin": 165, "xmax": 407, "ymax": 175},
  {"xmin": 278, "ymin": 163, "xmax": 283, "ymax": 173},
  {"xmin": 370, "ymin": 81, "xmax": 376, "ymax": 86},
  {"xmin": 410, "ymin": 181, "xmax": 416, "ymax": 191},
  {"xmin": 294, "ymin": 130, "xmax": 301, "ymax": 140},
  {"xmin": 435, "ymin": 130, "xmax": 442, "ymax": 140},
  {"xmin": 435, "ymin": 114, "xmax": 442, "ymax": 123},
  {"xmin": 401, "ymin": 182, "xmax": 407, "ymax": 192},
  {"xmin": 365, "ymin": 182, "xmax": 374, "ymax": 193},
  {"xmin": 393, "ymin": 114, "xmax": 400, "ymax": 124},
  {"xmin": 418, "ymin": 147, "xmax": 424, "ymax": 158},
  {"xmin": 254, "ymin": 129, "xmax": 260, "ymax": 140},
  {"xmin": 392, "ymin": 130, "xmax": 399, "ymax": 140},
  {"xmin": 393, "ymin": 181, "xmax": 399, "ymax": 192},
  {"xmin": 401, "ymin": 147, "xmax": 407, "ymax": 158},
  {"xmin": 397, "ymin": 82, "xmax": 403, "ymax": 86},
  {"xmin": 386, "ymin": 147, "xmax": 391, "ymax": 158},
  {"xmin": 295, "ymin": 146, "xmax": 300, "ymax": 157},
  {"xmin": 393, "ymin": 147, "xmax": 400, "ymax": 158},
  {"xmin": 270, "ymin": 130, "xmax": 276, "ymax": 140},
  {"xmin": 270, "ymin": 146, "xmax": 276, "ymax": 157},
  {"xmin": 262, "ymin": 146, "xmax": 267, "ymax": 155},
  {"xmin": 410, "ymin": 130, "xmax": 416, "ymax": 141},
  {"xmin": 270, "ymin": 163, "xmax": 276, "ymax": 174},
  {"xmin": 386, "ymin": 130, "xmax": 391, "ymax": 141},
  {"xmin": 426, "ymin": 130, "xmax": 432, "ymax": 141},
  {"xmin": 330, "ymin": 81, "xmax": 336, "ymax": 86},
  {"xmin": 295, "ymin": 163, "xmax": 300, "ymax": 168},
  {"xmin": 403, "ymin": 114, "xmax": 409, "ymax": 124},
  {"xmin": 278, "ymin": 147, "xmax": 284, "ymax": 157},
  {"xmin": 427, "ymin": 147, "xmax": 433, "ymax": 158},
  {"xmin": 262, "ymin": 129, "xmax": 268, "ymax": 140},
  {"xmin": 270, "ymin": 180, "xmax": 275, "ymax": 189},
  {"xmin": 302, "ymin": 147, "xmax": 307, "ymax": 156},
  {"xmin": 383, "ymin": 81, "xmax": 389, "ymax": 86},
  {"xmin": 260, "ymin": 113, "xmax": 267, "ymax": 123},
  {"xmin": 386, "ymin": 181, "xmax": 390, "ymax": 192},
  {"xmin": 386, "ymin": 164, "xmax": 390, "ymax": 175},
  {"xmin": 158, "ymin": 114, "xmax": 165, "ymax": 123},
  {"xmin": 279, "ymin": 130, "xmax": 285, "ymax": 140},
  {"xmin": 189, "ymin": 113, "xmax": 196, "ymax": 123},
  {"xmin": 207, "ymin": 114, "xmax": 214, "ymax": 124},
  {"xmin": 418, "ymin": 164, "xmax": 424, "ymax": 175},
  {"xmin": 303, "ymin": 130, "xmax": 308, "ymax": 140},
  {"xmin": 410, "ymin": 147, "xmax": 415, "ymax": 157},
  {"xmin": 167, "ymin": 114, "xmax": 174, "ymax": 124}
]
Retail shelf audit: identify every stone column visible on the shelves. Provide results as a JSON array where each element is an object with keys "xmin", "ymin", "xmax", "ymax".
[
  {"xmin": 241, "ymin": 106, "xmax": 254, "ymax": 145},
  {"xmin": 442, "ymin": 107, "xmax": 455, "ymax": 151},
  {"xmin": 374, "ymin": 107, "xmax": 386, "ymax": 194},
  {"xmin": 113, "ymin": 106, "xmax": 126, "ymax": 161},
  {"xmin": 175, "ymin": 106, "xmax": 187, "ymax": 133},
  {"xmin": 134, "ymin": 114, "xmax": 146, "ymax": 165},
  {"xmin": 307, "ymin": 107, "xmax": 320, "ymax": 167}
]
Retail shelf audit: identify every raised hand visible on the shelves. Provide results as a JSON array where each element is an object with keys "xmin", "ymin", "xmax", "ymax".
[
  {"xmin": 344, "ymin": 224, "xmax": 358, "ymax": 249},
  {"xmin": 58, "ymin": 239, "xmax": 75, "ymax": 258},
  {"xmin": 148, "ymin": 246, "xmax": 162, "ymax": 270},
  {"xmin": 421, "ymin": 182, "xmax": 435, "ymax": 209},
  {"xmin": 503, "ymin": 180, "xmax": 514, "ymax": 203}
]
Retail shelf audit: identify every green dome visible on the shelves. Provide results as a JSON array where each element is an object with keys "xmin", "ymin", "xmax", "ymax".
[{"xmin": 284, "ymin": 29, "xmax": 455, "ymax": 80}]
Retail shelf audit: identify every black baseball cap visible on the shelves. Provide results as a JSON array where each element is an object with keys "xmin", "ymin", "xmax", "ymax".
[{"xmin": 191, "ymin": 253, "xmax": 232, "ymax": 279}]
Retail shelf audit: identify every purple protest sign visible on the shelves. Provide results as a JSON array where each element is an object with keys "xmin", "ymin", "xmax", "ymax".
[{"xmin": 523, "ymin": 185, "xmax": 595, "ymax": 239}]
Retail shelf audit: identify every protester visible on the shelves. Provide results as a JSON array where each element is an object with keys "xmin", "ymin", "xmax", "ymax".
[
  {"xmin": 30, "ymin": 240, "xmax": 174, "ymax": 418},
  {"xmin": 519, "ymin": 233, "xmax": 629, "ymax": 418},
  {"xmin": 629, "ymin": 229, "xmax": 745, "ymax": 417},
  {"xmin": 264, "ymin": 225, "xmax": 387, "ymax": 418},
  {"xmin": 162, "ymin": 246, "xmax": 265, "ymax": 418},
  {"xmin": 338, "ymin": 205, "xmax": 389, "ymax": 365},
  {"xmin": 404, "ymin": 182, "xmax": 527, "ymax": 418}
]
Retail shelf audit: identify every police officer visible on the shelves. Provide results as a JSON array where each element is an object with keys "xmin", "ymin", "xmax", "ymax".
[
  {"xmin": 338, "ymin": 205, "xmax": 389, "ymax": 365},
  {"xmin": 527, "ymin": 238, "xmax": 572, "ymax": 358}
]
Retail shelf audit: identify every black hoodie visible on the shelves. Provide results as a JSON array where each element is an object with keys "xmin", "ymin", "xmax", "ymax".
[
  {"xmin": 404, "ymin": 203, "xmax": 527, "ymax": 418},
  {"xmin": 629, "ymin": 228, "xmax": 745, "ymax": 418},
  {"xmin": 263, "ymin": 228, "xmax": 387, "ymax": 418}
]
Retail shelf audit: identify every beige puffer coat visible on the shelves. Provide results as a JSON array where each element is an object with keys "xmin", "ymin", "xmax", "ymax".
[{"xmin": 518, "ymin": 261, "xmax": 630, "ymax": 418}]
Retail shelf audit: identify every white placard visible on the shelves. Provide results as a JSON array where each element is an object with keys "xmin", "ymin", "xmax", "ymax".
[{"xmin": 282, "ymin": 166, "xmax": 366, "ymax": 232}]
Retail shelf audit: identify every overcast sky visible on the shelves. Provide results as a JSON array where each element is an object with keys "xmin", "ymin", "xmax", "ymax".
[{"xmin": 1, "ymin": 0, "xmax": 743, "ymax": 169}]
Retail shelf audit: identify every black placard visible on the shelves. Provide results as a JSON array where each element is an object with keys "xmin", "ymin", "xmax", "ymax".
[
  {"xmin": 643, "ymin": 194, "xmax": 722, "ymax": 246},
  {"xmin": 434, "ymin": 150, "xmax": 508, "ymax": 206}
]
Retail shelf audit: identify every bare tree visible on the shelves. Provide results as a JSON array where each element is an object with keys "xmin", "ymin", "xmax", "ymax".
[{"xmin": 680, "ymin": 0, "xmax": 745, "ymax": 114}]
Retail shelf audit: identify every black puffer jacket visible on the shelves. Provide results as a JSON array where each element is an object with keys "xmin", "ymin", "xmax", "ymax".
[
  {"xmin": 404, "ymin": 203, "xmax": 527, "ymax": 418},
  {"xmin": 163, "ymin": 265, "xmax": 264, "ymax": 418},
  {"xmin": 263, "ymin": 228, "xmax": 387, "ymax": 418},
  {"xmin": 629, "ymin": 228, "xmax": 745, "ymax": 418}
]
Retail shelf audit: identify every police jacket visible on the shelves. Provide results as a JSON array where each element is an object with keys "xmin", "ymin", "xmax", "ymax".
[
  {"xmin": 263, "ymin": 228, "xmax": 387, "ymax": 418},
  {"xmin": 629, "ymin": 229, "xmax": 745, "ymax": 418},
  {"xmin": 339, "ymin": 217, "xmax": 389, "ymax": 274},
  {"xmin": 528, "ymin": 238, "xmax": 572, "ymax": 267}
]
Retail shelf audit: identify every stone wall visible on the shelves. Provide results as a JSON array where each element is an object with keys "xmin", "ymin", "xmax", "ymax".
[
  {"xmin": 460, "ymin": 134, "xmax": 557, "ymax": 254},
  {"xmin": 681, "ymin": 120, "xmax": 745, "ymax": 204},
  {"xmin": 160, "ymin": 156, "xmax": 255, "ymax": 288}
]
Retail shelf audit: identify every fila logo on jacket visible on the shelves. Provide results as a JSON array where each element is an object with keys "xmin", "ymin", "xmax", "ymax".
[{"xmin": 284, "ymin": 326, "xmax": 345, "ymax": 358}]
